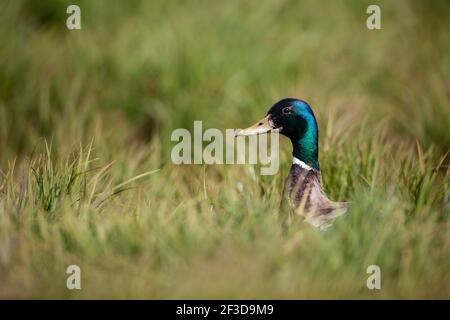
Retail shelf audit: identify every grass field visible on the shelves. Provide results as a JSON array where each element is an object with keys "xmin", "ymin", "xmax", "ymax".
[{"xmin": 0, "ymin": 0, "xmax": 449, "ymax": 298}]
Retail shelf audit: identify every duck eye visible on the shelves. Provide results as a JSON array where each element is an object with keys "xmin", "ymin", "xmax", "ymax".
[{"xmin": 282, "ymin": 106, "xmax": 292, "ymax": 115}]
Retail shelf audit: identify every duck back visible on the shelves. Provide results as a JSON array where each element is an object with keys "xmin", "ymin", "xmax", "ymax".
[{"xmin": 282, "ymin": 163, "xmax": 348, "ymax": 230}]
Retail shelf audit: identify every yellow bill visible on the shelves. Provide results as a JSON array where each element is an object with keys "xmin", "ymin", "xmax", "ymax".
[{"xmin": 235, "ymin": 115, "xmax": 276, "ymax": 136}]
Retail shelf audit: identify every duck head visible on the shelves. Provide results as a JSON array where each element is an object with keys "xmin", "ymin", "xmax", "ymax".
[{"xmin": 236, "ymin": 98, "xmax": 320, "ymax": 170}]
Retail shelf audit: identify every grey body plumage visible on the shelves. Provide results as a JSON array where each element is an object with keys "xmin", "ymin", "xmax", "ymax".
[{"xmin": 282, "ymin": 161, "xmax": 348, "ymax": 230}]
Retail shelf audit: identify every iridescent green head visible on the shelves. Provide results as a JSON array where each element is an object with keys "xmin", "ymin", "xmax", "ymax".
[{"xmin": 237, "ymin": 98, "xmax": 320, "ymax": 170}]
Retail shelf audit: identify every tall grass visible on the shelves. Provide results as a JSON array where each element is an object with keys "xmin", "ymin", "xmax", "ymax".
[{"xmin": 0, "ymin": 0, "xmax": 449, "ymax": 298}]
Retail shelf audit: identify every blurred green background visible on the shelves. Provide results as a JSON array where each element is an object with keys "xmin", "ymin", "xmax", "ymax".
[
  {"xmin": 1, "ymin": 0, "xmax": 449, "ymax": 159},
  {"xmin": 0, "ymin": 0, "xmax": 449, "ymax": 298}
]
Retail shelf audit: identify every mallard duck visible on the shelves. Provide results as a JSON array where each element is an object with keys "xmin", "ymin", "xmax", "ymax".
[{"xmin": 236, "ymin": 98, "xmax": 348, "ymax": 230}]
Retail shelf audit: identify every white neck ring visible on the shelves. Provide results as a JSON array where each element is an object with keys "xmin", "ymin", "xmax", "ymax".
[{"xmin": 293, "ymin": 157, "xmax": 314, "ymax": 171}]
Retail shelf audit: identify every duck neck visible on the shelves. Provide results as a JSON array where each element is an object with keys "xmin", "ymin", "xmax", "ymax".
[{"xmin": 291, "ymin": 135, "xmax": 320, "ymax": 171}]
